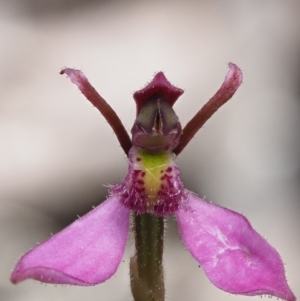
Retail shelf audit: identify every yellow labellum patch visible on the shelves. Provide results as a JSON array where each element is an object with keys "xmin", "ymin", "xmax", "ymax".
[{"xmin": 134, "ymin": 149, "xmax": 174, "ymax": 204}]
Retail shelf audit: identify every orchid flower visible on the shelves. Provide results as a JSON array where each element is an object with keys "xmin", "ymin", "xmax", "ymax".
[{"xmin": 11, "ymin": 64, "xmax": 295, "ymax": 301}]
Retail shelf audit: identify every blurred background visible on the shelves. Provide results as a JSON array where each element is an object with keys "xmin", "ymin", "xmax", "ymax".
[{"xmin": 1, "ymin": 0, "xmax": 300, "ymax": 300}]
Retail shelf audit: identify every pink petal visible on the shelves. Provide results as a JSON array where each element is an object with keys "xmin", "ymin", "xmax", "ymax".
[
  {"xmin": 11, "ymin": 196, "xmax": 130, "ymax": 285},
  {"xmin": 175, "ymin": 193, "xmax": 295, "ymax": 301}
]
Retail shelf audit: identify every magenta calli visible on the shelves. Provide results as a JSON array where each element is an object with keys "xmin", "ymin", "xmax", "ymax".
[{"xmin": 10, "ymin": 64, "xmax": 295, "ymax": 301}]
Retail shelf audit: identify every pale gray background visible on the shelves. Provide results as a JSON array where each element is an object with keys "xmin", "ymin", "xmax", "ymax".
[{"xmin": 1, "ymin": 0, "xmax": 300, "ymax": 300}]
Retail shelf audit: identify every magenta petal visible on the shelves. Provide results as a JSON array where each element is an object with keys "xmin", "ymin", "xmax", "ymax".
[
  {"xmin": 175, "ymin": 193, "xmax": 295, "ymax": 301},
  {"xmin": 11, "ymin": 196, "xmax": 130, "ymax": 285}
]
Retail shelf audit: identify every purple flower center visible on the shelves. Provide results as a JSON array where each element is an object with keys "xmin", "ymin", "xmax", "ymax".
[{"xmin": 112, "ymin": 147, "xmax": 188, "ymax": 215}]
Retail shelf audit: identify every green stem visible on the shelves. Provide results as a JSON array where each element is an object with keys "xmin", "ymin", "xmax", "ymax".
[{"xmin": 130, "ymin": 213, "xmax": 165, "ymax": 301}]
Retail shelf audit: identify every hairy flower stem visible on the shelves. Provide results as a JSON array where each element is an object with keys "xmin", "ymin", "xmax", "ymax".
[{"xmin": 130, "ymin": 213, "xmax": 165, "ymax": 301}]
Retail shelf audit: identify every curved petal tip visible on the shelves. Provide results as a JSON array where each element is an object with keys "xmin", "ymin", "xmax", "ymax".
[
  {"xmin": 60, "ymin": 68, "xmax": 86, "ymax": 91},
  {"xmin": 227, "ymin": 62, "xmax": 243, "ymax": 87}
]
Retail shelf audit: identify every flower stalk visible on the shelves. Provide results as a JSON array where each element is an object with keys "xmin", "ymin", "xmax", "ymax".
[{"xmin": 131, "ymin": 213, "xmax": 165, "ymax": 301}]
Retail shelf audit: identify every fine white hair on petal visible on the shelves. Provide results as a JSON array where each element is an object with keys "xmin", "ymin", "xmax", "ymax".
[
  {"xmin": 175, "ymin": 193, "xmax": 296, "ymax": 301},
  {"xmin": 11, "ymin": 197, "xmax": 130, "ymax": 286}
]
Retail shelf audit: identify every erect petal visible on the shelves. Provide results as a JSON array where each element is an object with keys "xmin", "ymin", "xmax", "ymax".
[
  {"xmin": 11, "ymin": 196, "xmax": 130, "ymax": 285},
  {"xmin": 174, "ymin": 63, "xmax": 243, "ymax": 155},
  {"xmin": 175, "ymin": 193, "xmax": 295, "ymax": 301},
  {"xmin": 60, "ymin": 68, "xmax": 132, "ymax": 156}
]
